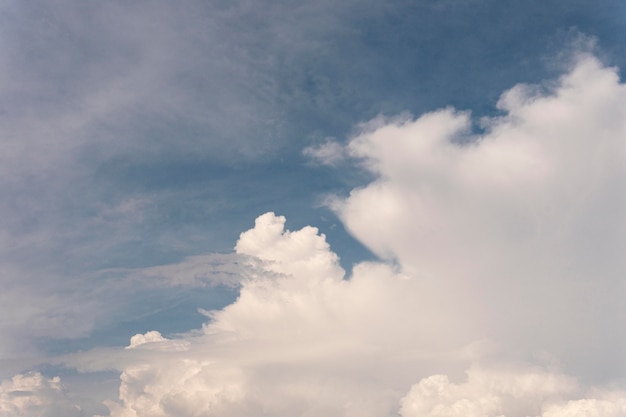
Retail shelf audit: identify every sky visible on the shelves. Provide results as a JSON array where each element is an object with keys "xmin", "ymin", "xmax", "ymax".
[{"xmin": 1, "ymin": 0, "xmax": 626, "ymax": 416}]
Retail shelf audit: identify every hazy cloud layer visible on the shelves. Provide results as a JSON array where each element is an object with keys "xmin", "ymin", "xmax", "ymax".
[{"xmin": 0, "ymin": 0, "xmax": 383, "ymax": 359}]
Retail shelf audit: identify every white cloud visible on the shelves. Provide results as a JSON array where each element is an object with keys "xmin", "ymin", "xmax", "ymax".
[
  {"xmin": 400, "ymin": 366, "xmax": 626, "ymax": 417},
  {"xmin": 62, "ymin": 53, "xmax": 626, "ymax": 416},
  {"xmin": 542, "ymin": 396, "xmax": 626, "ymax": 417},
  {"xmin": 0, "ymin": 372, "xmax": 83, "ymax": 417},
  {"xmin": 333, "ymin": 53, "xmax": 626, "ymax": 375},
  {"xmin": 234, "ymin": 212, "xmax": 345, "ymax": 281},
  {"xmin": 94, "ymin": 214, "xmax": 457, "ymax": 417},
  {"xmin": 126, "ymin": 331, "xmax": 167, "ymax": 349}
]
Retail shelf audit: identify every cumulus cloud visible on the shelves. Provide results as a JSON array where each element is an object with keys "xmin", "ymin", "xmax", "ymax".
[
  {"xmin": 95, "ymin": 213, "xmax": 443, "ymax": 416},
  {"xmin": 400, "ymin": 366, "xmax": 626, "ymax": 417},
  {"xmin": 334, "ymin": 53, "xmax": 626, "ymax": 376},
  {"xmin": 0, "ymin": 372, "xmax": 83, "ymax": 417},
  {"xmin": 126, "ymin": 331, "xmax": 167, "ymax": 349},
  {"xmin": 73, "ymin": 53, "xmax": 626, "ymax": 416}
]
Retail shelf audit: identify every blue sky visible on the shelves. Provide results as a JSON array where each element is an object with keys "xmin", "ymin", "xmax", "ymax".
[{"xmin": 2, "ymin": 1, "xmax": 626, "ymax": 416}]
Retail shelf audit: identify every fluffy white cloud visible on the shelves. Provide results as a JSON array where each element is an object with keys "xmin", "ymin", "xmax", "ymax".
[
  {"xmin": 542, "ymin": 397, "xmax": 626, "ymax": 417},
  {"xmin": 99, "ymin": 213, "xmax": 449, "ymax": 417},
  {"xmin": 0, "ymin": 372, "xmax": 82, "ymax": 417},
  {"xmin": 333, "ymin": 53, "xmax": 626, "ymax": 374},
  {"xmin": 400, "ymin": 366, "xmax": 626, "ymax": 417},
  {"xmin": 126, "ymin": 331, "xmax": 167, "ymax": 349},
  {"xmin": 91, "ymin": 53, "xmax": 626, "ymax": 416},
  {"xmin": 234, "ymin": 212, "xmax": 344, "ymax": 281}
]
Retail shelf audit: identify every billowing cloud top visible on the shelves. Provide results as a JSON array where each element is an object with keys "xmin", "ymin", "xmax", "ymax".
[
  {"xmin": 333, "ymin": 54, "xmax": 626, "ymax": 373},
  {"xmin": 5, "ymin": 53, "xmax": 626, "ymax": 416}
]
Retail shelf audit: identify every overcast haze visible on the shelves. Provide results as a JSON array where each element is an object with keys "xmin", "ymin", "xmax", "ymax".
[{"xmin": 1, "ymin": 1, "xmax": 626, "ymax": 416}]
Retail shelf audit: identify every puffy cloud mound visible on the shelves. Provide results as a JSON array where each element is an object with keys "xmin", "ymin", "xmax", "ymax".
[
  {"xmin": 103, "ymin": 213, "xmax": 429, "ymax": 417},
  {"xmin": 0, "ymin": 372, "xmax": 82, "ymax": 417},
  {"xmin": 334, "ymin": 53, "xmax": 626, "ymax": 374},
  {"xmin": 98, "ymin": 54, "xmax": 626, "ymax": 416},
  {"xmin": 126, "ymin": 331, "xmax": 167, "ymax": 349},
  {"xmin": 400, "ymin": 366, "xmax": 626, "ymax": 417}
]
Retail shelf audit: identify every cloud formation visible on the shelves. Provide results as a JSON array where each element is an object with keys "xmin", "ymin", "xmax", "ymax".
[
  {"xmin": 91, "ymin": 213, "xmax": 434, "ymax": 416},
  {"xmin": 0, "ymin": 49, "xmax": 626, "ymax": 417},
  {"xmin": 2, "ymin": 0, "xmax": 624, "ymax": 377},
  {"xmin": 0, "ymin": 372, "xmax": 82, "ymax": 417},
  {"xmin": 334, "ymin": 53, "xmax": 626, "ymax": 376},
  {"xmin": 58, "ymin": 53, "xmax": 626, "ymax": 415},
  {"xmin": 400, "ymin": 366, "xmax": 626, "ymax": 417},
  {"xmin": 0, "ymin": 0, "xmax": 387, "ymax": 359}
]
